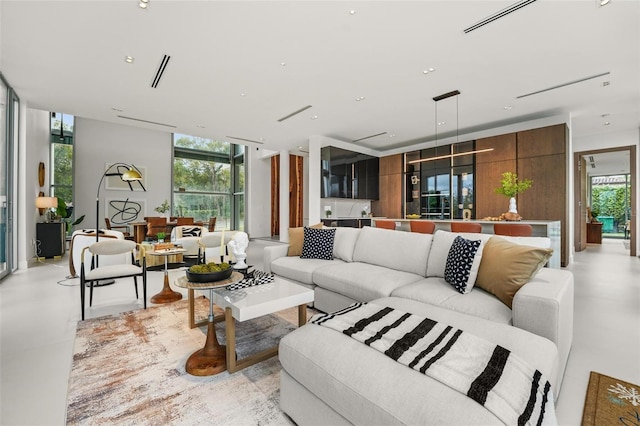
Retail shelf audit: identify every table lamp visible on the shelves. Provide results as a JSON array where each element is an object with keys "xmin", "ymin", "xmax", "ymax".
[{"xmin": 36, "ymin": 196, "xmax": 58, "ymax": 222}]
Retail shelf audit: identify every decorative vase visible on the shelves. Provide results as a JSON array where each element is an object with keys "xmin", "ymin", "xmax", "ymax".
[{"xmin": 508, "ymin": 197, "xmax": 518, "ymax": 214}]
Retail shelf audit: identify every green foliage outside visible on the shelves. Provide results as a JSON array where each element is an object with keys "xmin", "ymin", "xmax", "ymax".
[{"xmin": 591, "ymin": 184, "xmax": 630, "ymax": 230}]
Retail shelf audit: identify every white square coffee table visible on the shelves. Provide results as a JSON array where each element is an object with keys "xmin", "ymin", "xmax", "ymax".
[{"xmin": 210, "ymin": 276, "xmax": 314, "ymax": 373}]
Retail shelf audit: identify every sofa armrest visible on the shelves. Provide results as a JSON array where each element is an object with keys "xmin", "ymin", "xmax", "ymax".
[
  {"xmin": 263, "ymin": 244, "xmax": 289, "ymax": 273},
  {"xmin": 512, "ymin": 267, "xmax": 574, "ymax": 393}
]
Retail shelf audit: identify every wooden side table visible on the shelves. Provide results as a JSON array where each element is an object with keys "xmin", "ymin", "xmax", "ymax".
[
  {"xmin": 147, "ymin": 248, "xmax": 186, "ymax": 303},
  {"xmin": 587, "ymin": 222, "xmax": 603, "ymax": 244},
  {"xmin": 175, "ymin": 272, "xmax": 243, "ymax": 376}
]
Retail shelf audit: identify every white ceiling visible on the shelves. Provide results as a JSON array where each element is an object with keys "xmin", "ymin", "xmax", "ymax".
[{"xmin": 1, "ymin": 0, "xmax": 638, "ymax": 155}]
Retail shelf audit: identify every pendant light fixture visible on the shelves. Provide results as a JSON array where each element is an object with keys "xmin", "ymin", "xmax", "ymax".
[{"xmin": 409, "ymin": 90, "xmax": 494, "ymax": 165}]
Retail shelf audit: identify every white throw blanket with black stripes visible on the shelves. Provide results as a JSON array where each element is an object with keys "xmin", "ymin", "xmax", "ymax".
[{"xmin": 311, "ymin": 303, "xmax": 557, "ymax": 426}]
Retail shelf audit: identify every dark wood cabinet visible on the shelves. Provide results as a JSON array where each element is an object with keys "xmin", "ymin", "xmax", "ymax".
[
  {"xmin": 36, "ymin": 222, "xmax": 66, "ymax": 258},
  {"xmin": 587, "ymin": 222, "xmax": 603, "ymax": 244}
]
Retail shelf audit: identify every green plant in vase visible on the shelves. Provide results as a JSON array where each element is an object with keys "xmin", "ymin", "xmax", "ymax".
[
  {"xmin": 494, "ymin": 172, "xmax": 533, "ymax": 216},
  {"xmin": 326, "ymin": 210, "xmax": 332, "ymax": 218},
  {"xmin": 156, "ymin": 232, "xmax": 166, "ymax": 242}
]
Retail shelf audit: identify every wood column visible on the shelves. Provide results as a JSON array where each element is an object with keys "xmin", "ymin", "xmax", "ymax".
[{"xmin": 373, "ymin": 154, "xmax": 403, "ymax": 218}]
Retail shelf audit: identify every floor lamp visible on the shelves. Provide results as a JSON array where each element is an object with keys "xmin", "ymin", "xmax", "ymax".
[{"xmin": 93, "ymin": 163, "xmax": 146, "ymax": 286}]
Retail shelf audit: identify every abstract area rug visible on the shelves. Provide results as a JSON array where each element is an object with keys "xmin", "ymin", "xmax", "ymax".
[
  {"xmin": 582, "ymin": 371, "xmax": 640, "ymax": 425},
  {"xmin": 66, "ymin": 298, "xmax": 300, "ymax": 425}
]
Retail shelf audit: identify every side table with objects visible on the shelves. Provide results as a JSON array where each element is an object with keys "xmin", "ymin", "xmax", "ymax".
[{"xmin": 147, "ymin": 245, "xmax": 186, "ymax": 303}]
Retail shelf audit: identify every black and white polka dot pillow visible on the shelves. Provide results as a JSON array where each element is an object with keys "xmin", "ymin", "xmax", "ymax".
[
  {"xmin": 301, "ymin": 227, "xmax": 336, "ymax": 260},
  {"xmin": 444, "ymin": 236, "xmax": 482, "ymax": 294}
]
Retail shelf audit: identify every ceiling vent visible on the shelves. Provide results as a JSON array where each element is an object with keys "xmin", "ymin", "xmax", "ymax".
[
  {"xmin": 517, "ymin": 72, "xmax": 610, "ymax": 98},
  {"xmin": 116, "ymin": 115, "xmax": 176, "ymax": 128},
  {"xmin": 151, "ymin": 54, "xmax": 171, "ymax": 88},
  {"xmin": 277, "ymin": 105, "xmax": 313, "ymax": 122},
  {"xmin": 352, "ymin": 132, "xmax": 387, "ymax": 143},
  {"xmin": 464, "ymin": 0, "xmax": 537, "ymax": 34}
]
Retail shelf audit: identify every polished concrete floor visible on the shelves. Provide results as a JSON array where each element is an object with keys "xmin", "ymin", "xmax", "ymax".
[{"xmin": 1, "ymin": 238, "xmax": 638, "ymax": 425}]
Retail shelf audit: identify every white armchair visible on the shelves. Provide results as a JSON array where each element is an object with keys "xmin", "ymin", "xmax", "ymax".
[
  {"xmin": 68, "ymin": 229, "xmax": 126, "ymax": 278},
  {"xmin": 171, "ymin": 225, "xmax": 208, "ymax": 259},
  {"xmin": 198, "ymin": 231, "xmax": 239, "ymax": 263}
]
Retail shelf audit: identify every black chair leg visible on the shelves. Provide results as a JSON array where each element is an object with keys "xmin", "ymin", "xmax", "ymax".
[
  {"xmin": 89, "ymin": 281, "xmax": 94, "ymax": 307},
  {"xmin": 142, "ymin": 273, "xmax": 147, "ymax": 309},
  {"xmin": 134, "ymin": 276, "xmax": 139, "ymax": 299},
  {"xmin": 80, "ymin": 276, "xmax": 85, "ymax": 321}
]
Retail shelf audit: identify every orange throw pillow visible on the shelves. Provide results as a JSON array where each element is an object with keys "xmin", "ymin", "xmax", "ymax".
[
  {"xmin": 475, "ymin": 236, "xmax": 553, "ymax": 308},
  {"xmin": 288, "ymin": 223, "xmax": 323, "ymax": 256}
]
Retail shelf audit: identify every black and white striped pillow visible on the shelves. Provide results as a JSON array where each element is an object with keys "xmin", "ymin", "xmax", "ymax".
[{"xmin": 181, "ymin": 226, "xmax": 201, "ymax": 237}]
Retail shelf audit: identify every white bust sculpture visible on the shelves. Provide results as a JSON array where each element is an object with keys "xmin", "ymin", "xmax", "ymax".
[{"xmin": 228, "ymin": 231, "xmax": 249, "ymax": 269}]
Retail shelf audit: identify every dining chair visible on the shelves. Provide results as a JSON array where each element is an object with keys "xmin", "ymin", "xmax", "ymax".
[
  {"xmin": 207, "ymin": 217, "xmax": 217, "ymax": 232},
  {"xmin": 80, "ymin": 239, "xmax": 147, "ymax": 320},
  {"xmin": 409, "ymin": 221, "xmax": 436, "ymax": 234},
  {"xmin": 146, "ymin": 217, "xmax": 168, "ymax": 240},
  {"xmin": 176, "ymin": 217, "xmax": 195, "ymax": 226},
  {"xmin": 374, "ymin": 220, "xmax": 396, "ymax": 230},
  {"xmin": 450, "ymin": 222, "xmax": 482, "ymax": 233},
  {"xmin": 68, "ymin": 229, "xmax": 124, "ymax": 278},
  {"xmin": 493, "ymin": 223, "xmax": 533, "ymax": 237}
]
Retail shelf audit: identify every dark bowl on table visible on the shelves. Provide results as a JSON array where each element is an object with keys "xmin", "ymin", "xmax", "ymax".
[{"xmin": 185, "ymin": 268, "xmax": 233, "ymax": 283}]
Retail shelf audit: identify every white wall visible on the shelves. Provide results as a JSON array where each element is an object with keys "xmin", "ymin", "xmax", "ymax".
[
  {"xmin": 20, "ymin": 107, "xmax": 51, "ymax": 267},
  {"xmin": 73, "ymin": 118, "xmax": 172, "ymax": 234},
  {"xmin": 246, "ymin": 147, "xmax": 273, "ymax": 239}
]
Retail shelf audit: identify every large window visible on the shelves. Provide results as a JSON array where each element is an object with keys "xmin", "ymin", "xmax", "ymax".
[
  {"xmin": 173, "ymin": 134, "xmax": 244, "ymax": 231},
  {"xmin": 50, "ymin": 113, "xmax": 76, "ymax": 234}
]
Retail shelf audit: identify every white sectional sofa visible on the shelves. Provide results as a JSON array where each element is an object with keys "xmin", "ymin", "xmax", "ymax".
[{"xmin": 264, "ymin": 226, "xmax": 574, "ymax": 425}]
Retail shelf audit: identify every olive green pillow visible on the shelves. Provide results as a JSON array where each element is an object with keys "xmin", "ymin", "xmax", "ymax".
[
  {"xmin": 288, "ymin": 223, "xmax": 323, "ymax": 256},
  {"xmin": 475, "ymin": 236, "xmax": 553, "ymax": 308}
]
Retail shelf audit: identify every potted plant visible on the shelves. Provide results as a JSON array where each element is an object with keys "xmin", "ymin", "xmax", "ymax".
[
  {"xmin": 494, "ymin": 172, "xmax": 533, "ymax": 215},
  {"xmin": 326, "ymin": 209, "xmax": 332, "ymax": 218},
  {"xmin": 156, "ymin": 231, "xmax": 166, "ymax": 243},
  {"xmin": 154, "ymin": 200, "xmax": 170, "ymax": 217}
]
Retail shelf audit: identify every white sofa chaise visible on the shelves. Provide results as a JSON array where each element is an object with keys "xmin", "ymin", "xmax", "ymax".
[{"xmin": 264, "ymin": 226, "xmax": 574, "ymax": 425}]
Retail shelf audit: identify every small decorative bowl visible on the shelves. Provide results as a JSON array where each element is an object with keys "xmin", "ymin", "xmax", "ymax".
[{"xmin": 185, "ymin": 268, "xmax": 233, "ymax": 283}]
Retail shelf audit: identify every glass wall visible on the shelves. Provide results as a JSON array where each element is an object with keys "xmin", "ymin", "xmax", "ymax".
[
  {"xmin": 50, "ymin": 113, "xmax": 76, "ymax": 234},
  {"xmin": 0, "ymin": 73, "xmax": 18, "ymax": 280},
  {"xmin": 173, "ymin": 134, "xmax": 245, "ymax": 231}
]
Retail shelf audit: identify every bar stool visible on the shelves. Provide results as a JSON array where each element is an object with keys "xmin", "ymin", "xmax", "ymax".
[
  {"xmin": 493, "ymin": 223, "xmax": 533, "ymax": 237},
  {"xmin": 374, "ymin": 220, "xmax": 396, "ymax": 230},
  {"xmin": 409, "ymin": 221, "xmax": 436, "ymax": 234},
  {"xmin": 450, "ymin": 222, "xmax": 482, "ymax": 233}
]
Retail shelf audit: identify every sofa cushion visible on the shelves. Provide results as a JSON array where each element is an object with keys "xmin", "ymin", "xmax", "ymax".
[
  {"xmin": 352, "ymin": 226, "xmax": 433, "ymax": 276},
  {"xmin": 288, "ymin": 223, "xmax": 323, "ymax": 256},
  {"xmin": 271, "ymin": 256, "xmax": 344, "ymax": 285},
  {"xmin": 313, "ymin": 262, "xmax": 423, "ymax": 303},
  {"xmin": 427, "ymin": 230, "xmax": 491, "ymax": 278},
  {"xmin": 301, "ymin": 227, "xmax": 336, "ymax": 260},
  {"xmin": 444, "ymin": 236, "xmax": 482, "ymax": 294},
  {"xmin": 332, "ymin": 227, "xmax": 361, "ymax": 262},
  {"xmin": 390, "ymin": 278, "xmax": 513, "ymax": 324},
  {"xmin": 279, "ymin": 297, "xmax": 559, "ymax": 426},
  {"xmin": 476, "ymin": 236, "xmax": 553, "ymax": 308},
  {"xmin": 180, "ymin": 226, "xmax": 201, "ymax": 237}
]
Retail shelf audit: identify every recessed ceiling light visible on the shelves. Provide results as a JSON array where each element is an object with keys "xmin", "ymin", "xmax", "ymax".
[
  {"xmin": 197, "ymin": 125, "xmax": 205, "ymax": 128},
  {"xmin": 349, "ymin": 10, "xmax": 356, "ymax": 15},
  {"xmin": 298, "ymin": 146, "xmax": 304, "ymax": 150},
  {"xmin": 600, "ymin": 0, "xmax": 611, "ymax": 6},
  {"xmin": 240, "ymin": 93, "xmax": 246, "ymax": 97},
  {"xmin": 438, "ymin": 121, "xmax": 446, "ymax": 126},
  {"xmin": 111, "ymin": 107, "xmax": 123, "ymax": 112},
  {"xmin": 355, "ymin": 96, "xmax": 365, "ymax": 101},
  {"xmin": 311, "ymin": 115, "xmax": 318, "ymax": 120},
  {"xmin": 504, "ymin": 105, "xmax": 512, "ymax": 110},
  {"xmin": 602, "ymin": 81, "xmax": 610, "ymax": 86},
  {"xmin": 601, "ymin": 113, "xmax": 610, "ymax": 117},
  {"xmin": 604, "ymin": 121, "xmax": 611, "ymax": 126},
  {"xmin": 280, "ymin": 62, "xmax": 287, "ymax": 66},
  {"xmin": 139, "ymin": 1, "xmax": 148, "ymax": 9},
  {"xmin": 388, "ymin": 134, "xmax": 396, "ymax": 138},
  {"xmin": 259, "ymin": 137, "xmax": 265, "ymax": 142},
  {"xmin": 423, "ymin": 67, "xmax": 436, "ymax": 74},
  {"xmin": 125, "ymin": 56, "xmax": 134, "ymax": 63}
]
